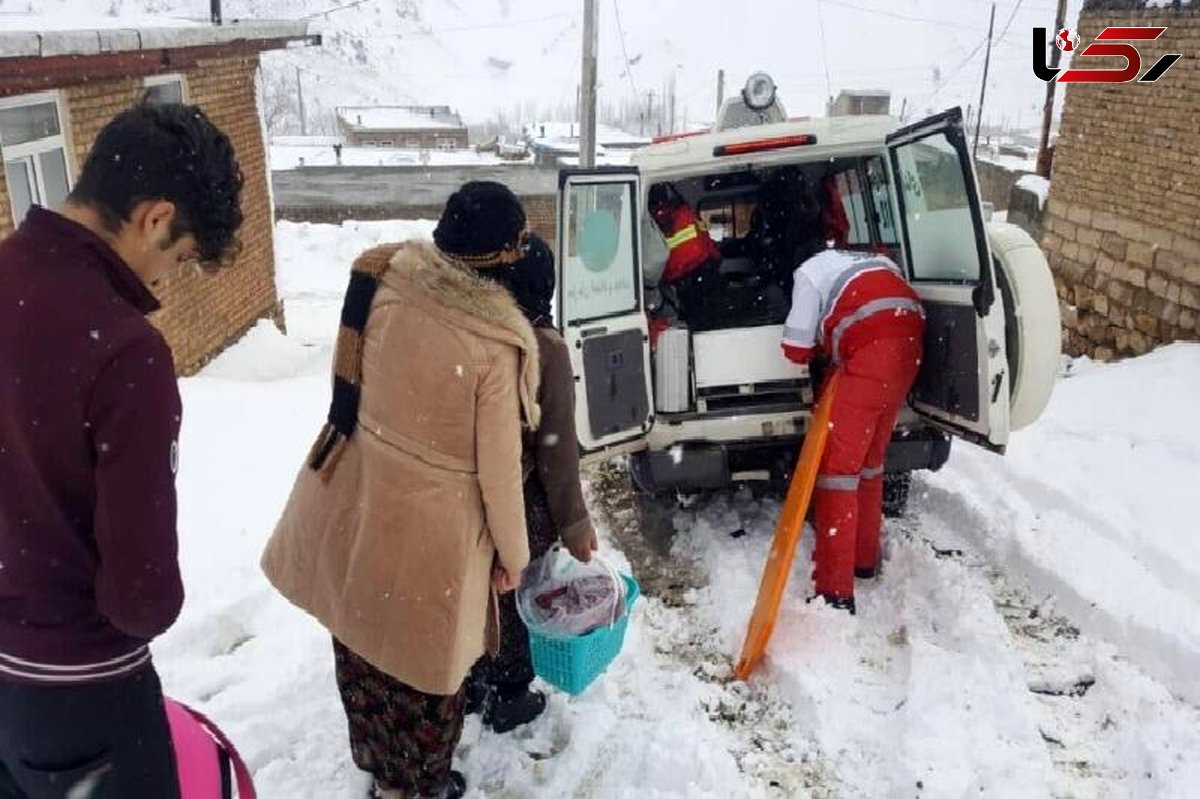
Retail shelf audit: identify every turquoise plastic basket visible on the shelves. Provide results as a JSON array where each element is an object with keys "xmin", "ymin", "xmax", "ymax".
[{"xmin": 527, "ymin": 574, "xmax": 640, "ymax": 696}]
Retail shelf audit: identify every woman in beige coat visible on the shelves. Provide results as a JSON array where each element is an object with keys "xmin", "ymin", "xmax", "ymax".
[{"xmin": 262, "ymin": 182, "xmax": 539, "ymax": 799}]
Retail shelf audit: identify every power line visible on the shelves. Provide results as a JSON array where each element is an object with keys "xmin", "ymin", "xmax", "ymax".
[
  {"xmin": 816, "ymin": 0, "xmax": 833, "ymax": 102},
  {"xmin": 612, "ymin": 0, "xmax": 640, "ymax": 102},
  {"xmin": 819, "ymin": 0, "xmax": 980, "ymax": 32},
  {"xmin": 915, "ymin": 33, "xmax": 989, "ymax": 110},
  {"xmin": 994, "ymin": 0, "xmax": 1027, "ymax": 47}
]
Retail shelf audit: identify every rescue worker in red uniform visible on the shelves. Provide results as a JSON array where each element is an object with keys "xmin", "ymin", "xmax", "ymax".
[
  {"xmin": 781, "ymin": 241, "xmax": 926, "ymax": 614},
  {"xmin": 648, "ymin": 183, "xmax": 721, "ymax": 329}
]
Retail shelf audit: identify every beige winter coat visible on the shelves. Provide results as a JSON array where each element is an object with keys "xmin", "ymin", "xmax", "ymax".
[{"xmin": 261, "ymin": 241, "xmax": 539, "ymax": 695}]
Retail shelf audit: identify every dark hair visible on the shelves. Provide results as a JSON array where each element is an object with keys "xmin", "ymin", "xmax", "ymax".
[
  {"xmin": 68, "ymin": 102, "xmax": 244, "ymax": 265},
  {"xmin": 489, "ymin": 233, "xmax": 556, "ymax": 325}
]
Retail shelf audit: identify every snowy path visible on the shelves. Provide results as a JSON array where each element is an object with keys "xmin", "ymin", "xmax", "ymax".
[
  {"xmin": 150, "ymin": 221, "xmax": 1199, "ymax": 797},
  {"xmin": 667, "ymin": 477, "xmax": 1200, "ymax": 798}
]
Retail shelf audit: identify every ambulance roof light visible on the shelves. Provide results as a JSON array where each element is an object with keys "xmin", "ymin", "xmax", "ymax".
[{"xmin": 742, "ymin": 73, "xmax": 778, "ymax": 112}]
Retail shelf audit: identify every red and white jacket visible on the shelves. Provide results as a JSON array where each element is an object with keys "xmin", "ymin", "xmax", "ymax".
[{"xmin": 781, "ymin": 249, "xmax": 925, "ymax": 365}]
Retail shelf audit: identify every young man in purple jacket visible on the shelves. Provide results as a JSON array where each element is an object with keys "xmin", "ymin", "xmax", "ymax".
[{"xmin": 0, "ymin": 103, "xmax": 242, "ymax": 799}]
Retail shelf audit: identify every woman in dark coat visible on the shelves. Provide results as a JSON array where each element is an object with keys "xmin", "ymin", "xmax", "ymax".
[{"xmin": 470, "ymin": 233, "xmax": 599, "ymax": 732}]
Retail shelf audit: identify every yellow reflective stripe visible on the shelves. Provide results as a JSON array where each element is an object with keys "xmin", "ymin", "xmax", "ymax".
[{"xmin": 665, "ymin": 224, "xmax": 699, "ymax": 249}]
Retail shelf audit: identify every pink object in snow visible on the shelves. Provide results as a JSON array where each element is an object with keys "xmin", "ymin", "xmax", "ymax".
[{"xmin": 164, "ymin": 698, "xmax": 256, "ymax": 799}]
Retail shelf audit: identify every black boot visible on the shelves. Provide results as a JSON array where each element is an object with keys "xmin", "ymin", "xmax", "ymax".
[
  {"xmin": 854, "ymin": 566, "xmax": 878, "ymax": 580},
  {"xmin": 439, "ymin": 771, "xmax": 466, "ymax": 799},
  {"xmin": 464, "ymin": 676, "xmax": 489, "ymax": 717},
  {"xmin": 484, "ymin": 685, "xmax": 547, "ymax": 733},
  {"xmin": 814, "ymin": 594, "xmax": 856, "ymax": 615}
]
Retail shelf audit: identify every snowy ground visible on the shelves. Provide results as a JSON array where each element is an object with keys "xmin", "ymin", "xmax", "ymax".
[{"xmin": 154, "ymin": 220, "xmax": 1200, "ymax": 798}]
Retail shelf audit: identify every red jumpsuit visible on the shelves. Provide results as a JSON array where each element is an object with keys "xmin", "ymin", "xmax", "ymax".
[{"xmin": 781, "ymin": 249, "xmax": 926, "ymax": 605}]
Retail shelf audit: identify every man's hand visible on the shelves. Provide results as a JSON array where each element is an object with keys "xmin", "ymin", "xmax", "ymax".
[
  {"xmin": 492, "ymin": 565, "xmax": 520, "ymax": 594},
  {"xmin": 566, "ymin": 530, "xmax": 599, "ymax": 563}
]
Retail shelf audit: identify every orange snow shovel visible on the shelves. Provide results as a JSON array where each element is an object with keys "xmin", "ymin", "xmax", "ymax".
[{"xmin": 734, "ymin": 368, "xmax": 841, "ymax": 681}]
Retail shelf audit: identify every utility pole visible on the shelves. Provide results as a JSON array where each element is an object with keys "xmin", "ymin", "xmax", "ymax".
[
  {"xmin": 669, "ymin": 72, "xmax": 677, "ymax": 135},
  {"xmin": 644, "ymin": 90, "xmax": 656, "ymax": 138},
  {"xmin": 1037, "ymin": 0, "xmax": 1068, "ymax": 177},
  {"xmin": 973, "ymin": 2, "xmax": 996, "ymax": 159},
  {"xmin": 296, "ymin": 67, "xmax": 307, "ymax": 136},
  {"xmin": 579, "ymin": 0, "xmax": 599, "ymax": 168},
  {"xmin": 716, "ymin": 69, "xmax": 725, "ymax": 117}
]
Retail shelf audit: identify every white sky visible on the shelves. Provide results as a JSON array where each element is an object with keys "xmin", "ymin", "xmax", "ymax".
[{"xmin": 17, "ymin": 0, "xmax": 1088, "ymax": 132}]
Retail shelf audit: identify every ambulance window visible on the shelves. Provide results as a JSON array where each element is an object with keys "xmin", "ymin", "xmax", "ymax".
[
  {"xmin": 698, "ymin": 196, "xmax": 756, "ymax": 242},
  {"xmin": 563, "ymin": 181, "xmax": 640, "ymax": 323},
  {"xmin": 833, "ymin": 170, "xmax": 870, "ymax": 245},
  {"xmin": 866, "ymin": 157, "xmax": 898, "ymax": 245},
  {"xmin": 891, "ymin": 133, "xmax": 981, "ymax": 282}
]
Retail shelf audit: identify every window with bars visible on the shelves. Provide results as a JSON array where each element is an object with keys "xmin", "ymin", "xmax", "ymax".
[{"xmin": 0, "ymin": 93, "xmax": 72, "ymax": 226}]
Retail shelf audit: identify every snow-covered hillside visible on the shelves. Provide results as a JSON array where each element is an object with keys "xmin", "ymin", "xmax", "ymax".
[
  {"xmin": 13, "ymin": 0, "xmax": 1085, "ymax": 135},
  {"xmin": 150, "ymin": 219, "xmax": 1200, "ymax": 797}
]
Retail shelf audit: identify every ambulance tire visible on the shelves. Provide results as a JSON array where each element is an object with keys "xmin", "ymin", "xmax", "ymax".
[{"xmin": 882, "ymin": 472, "xmax": 912, "ymax": 518}]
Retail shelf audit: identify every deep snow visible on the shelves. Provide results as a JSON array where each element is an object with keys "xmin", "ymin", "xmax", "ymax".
[{"xmin": 152, "ymin": 220, "xmax": 1200, "ymax": 797}]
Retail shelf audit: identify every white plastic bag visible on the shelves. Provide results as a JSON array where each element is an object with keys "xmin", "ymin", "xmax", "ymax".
[{"xmin": 517, "ymin": 547, "xmax": 626, "ymax": 638}]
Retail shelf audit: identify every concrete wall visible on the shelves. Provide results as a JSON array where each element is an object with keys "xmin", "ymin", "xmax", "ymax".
[
  {"xmin": 0, "ymin": 55, "xmax": 280, "ymax": 375},
  {"xmin": 272, "ymin": 165, "xmax": 561, "ymax": 247},
  {"xmin": 1042, "ymin": 6, "xmax": 1200, "ymax": 359}
]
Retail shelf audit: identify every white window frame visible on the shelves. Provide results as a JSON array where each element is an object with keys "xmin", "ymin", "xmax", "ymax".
[
  {"xmin": 144, "ymin": 73, "xmax": 189, "ymax": 104},
  {"xmin": 0, "ymin": 91, "xmax": 73, "ymax": 226}
]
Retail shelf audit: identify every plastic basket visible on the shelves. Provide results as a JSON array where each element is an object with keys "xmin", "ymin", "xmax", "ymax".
[{"xmin": 526, "ymin": 573, "xmax": 640, "ymax": 696}]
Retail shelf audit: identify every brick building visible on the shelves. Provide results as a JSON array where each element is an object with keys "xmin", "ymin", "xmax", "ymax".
[
  {"xmin": 336, "ymin": 106, "xmax": 469, "ymax": 150},
  {"xmin": 1041, "ymin": 1, "xmax": 1199, "ymax": 360},
  {"xmin": 0, "ymin": 19, "xmax": 318, "ymax": 374}
]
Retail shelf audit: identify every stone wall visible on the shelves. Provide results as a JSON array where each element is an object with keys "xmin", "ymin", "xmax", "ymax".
[
  {"xmin": 0, "ymin": 55, "xmax": 280, "ymax": 375},
  {"xmin": 975, "ymin": 158, "xmax": 1031, "ymax": 211},
  {"xmin": 1041, "ymin": 6, "xmax": 1200, "ymax": 359}
]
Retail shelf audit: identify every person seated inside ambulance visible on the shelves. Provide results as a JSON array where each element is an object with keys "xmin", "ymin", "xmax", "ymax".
[{"xmin": 646, "ymin": 182, "xmax": 722, "ymax": 335}]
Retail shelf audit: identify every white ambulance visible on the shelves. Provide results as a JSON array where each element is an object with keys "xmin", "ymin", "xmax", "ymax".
[{"xmin": 554, "ymin": 74, "xmax": 1060, "ymax": 514}]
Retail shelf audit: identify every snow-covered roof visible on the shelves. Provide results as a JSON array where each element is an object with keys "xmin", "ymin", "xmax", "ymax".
[
  {"xmin": 835, "ymin": 89, "xmax": 891, "ymax": 99},
  {"xmin": 271, "ymin": 143, "xmax": 505, "ymax": 171},
  {"xmin": 523, "ymin": 121, "xmax": 650, "ymax": 148},
  {"xmin": 337, "ymin": 106, "xmax": 465, "ymax": 132},
  {"xmin": 0, "ymin": 17, "xmax": 312, "ymax": 59}
]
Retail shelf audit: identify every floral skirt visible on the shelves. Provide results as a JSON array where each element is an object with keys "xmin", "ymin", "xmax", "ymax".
[
  {"xmin": 471, "ymin": 475, "xmax": 560, "ymax": 693},
  {"xmin": 332, "ymin": 638, "xmax": 466, "ymax": 796}
]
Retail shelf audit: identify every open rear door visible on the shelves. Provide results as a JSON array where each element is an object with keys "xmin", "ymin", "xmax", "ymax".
[
  {"xmin": 557, "ymin": 167, "xmax": 652, "ymax": 457},
  {"xmin": 887, "ymin": 107, "xmax": 1010, "ymax": 452}
]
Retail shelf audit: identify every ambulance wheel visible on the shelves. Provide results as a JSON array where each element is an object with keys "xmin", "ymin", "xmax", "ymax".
[{"xmin": 883, "ymin": 472, "xmax": 912, "ymax": 518}]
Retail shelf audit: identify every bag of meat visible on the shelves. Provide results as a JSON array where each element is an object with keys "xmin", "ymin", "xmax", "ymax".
[{"xmin": 517, "ymin": 547, "xmax": 627, "ymax": 639}]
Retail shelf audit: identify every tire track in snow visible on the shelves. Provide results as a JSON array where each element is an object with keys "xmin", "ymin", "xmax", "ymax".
[
  {"xmin": 908, "ymin": 477, "xmax": 1200, "ymax": 797},
  {"xmin": 587, "ymin": 464, "xmax": 837, "ymax": 798}
]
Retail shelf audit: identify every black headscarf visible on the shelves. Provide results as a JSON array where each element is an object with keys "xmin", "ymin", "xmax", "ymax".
[{"xmin": 490, "ymin": 233, "xmax": 556, "ymax": 326}]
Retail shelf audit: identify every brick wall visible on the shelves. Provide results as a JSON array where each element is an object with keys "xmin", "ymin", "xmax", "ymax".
[
  {"xmin": 0, "ymin": 55, "xmax": 279, "ymax": 376},
  {"xmin": 1042, "ymin": 6, "xmax": 1200, "ymax": 360}
]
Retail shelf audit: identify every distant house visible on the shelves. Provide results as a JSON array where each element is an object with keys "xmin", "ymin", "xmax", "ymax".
[
  {"xmin": 336, "ymin": 106, "xmax": 468, "ymax": 150},
  {"xmin": 828, "ymin": 89, "xmax": 891, "ymax": 117},
  {"xmin": 523, "ymin": 122, "xmax": 650, "ymax": 167},
  {"xmin": 0, "ymin": 16, "xmax": 319, "ymax": 374}
]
